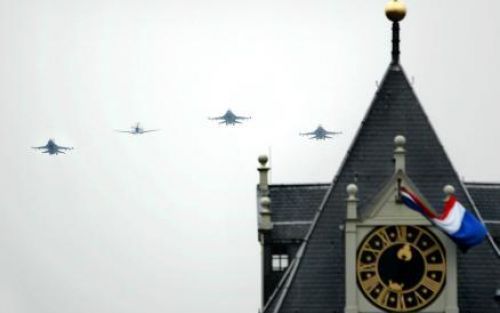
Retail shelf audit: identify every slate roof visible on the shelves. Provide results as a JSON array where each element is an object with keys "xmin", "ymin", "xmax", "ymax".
[
  {"xmin": 261, "ymin": 63, "xmax": 500, "ymax": 313},
  {"xmin": 267, "ymin": 184, "xmax": 330, "ymax": 222},
  {"xmin": 465, "ymin": 182, "xmax": 500, "ymax": 221},
  {"xmin": 268, "ymin": 224, "xmax": 311, "ymax": 242},
  {"xmin": 454, "ymin": 182, "xmax": 500, "ymax": 312},
  {"xmin": 263, "ymin": 181, "xmax": 500, "ymax": 313},
  {"xmin": 258, "ymin": 184, "xmax": 330, "ymax": 242},
  {"xmin": 459, "ymin": 182, "xmax": 500, "ymax": 312}
]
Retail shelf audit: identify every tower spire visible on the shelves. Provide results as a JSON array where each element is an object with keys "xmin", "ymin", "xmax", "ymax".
[{"xmin": 385, "ymin": 0, "xmax": 407, "ymax": 65}]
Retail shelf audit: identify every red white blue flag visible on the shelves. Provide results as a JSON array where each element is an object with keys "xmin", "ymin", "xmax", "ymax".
[{"xmin": 400, "ymin": 186, "xmax": 487, "ymax": 251}]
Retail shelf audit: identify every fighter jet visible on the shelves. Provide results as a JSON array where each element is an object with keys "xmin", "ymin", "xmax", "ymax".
[
  {"xmin": 32, "ymin": 139, "xmax": 73, "ymax": 155},
  {"xmin": 300, "ymin": 125, "xmax": 342, "ymax": 140},
  {"xmin": 208, "ymin": 110, "xmax": 251, "ymax": 125},
  {"xmin": 115, "ymin": 123, "xmax": 159, "ymax": 135}
]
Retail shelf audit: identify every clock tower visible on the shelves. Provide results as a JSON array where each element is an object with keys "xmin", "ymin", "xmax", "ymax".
[
  {"xmin": 343, "ymin": 4, "xmax": 461, "ymax": 310},
  {"xmin": 255, "ymin": 1, "xmax": 500, "ymax": 313},
  {"xmin": 344, "ymin": 136, "xmax": 459, "ymax": 313}
]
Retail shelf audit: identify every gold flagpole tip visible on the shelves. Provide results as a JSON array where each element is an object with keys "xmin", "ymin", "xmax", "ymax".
[{"xmin": 385, "ymin": 0, "xmax": 407, "ymax": 22}]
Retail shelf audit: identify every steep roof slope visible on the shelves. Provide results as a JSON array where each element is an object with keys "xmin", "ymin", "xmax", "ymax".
[
  {"xmin": 465, "ymin": 183, "xmax": 500, "ymax": 221},
  {"xmin": 267, "ymin": 184, "xmax": 330, "ymax": 222},
  {"xmin": 269, "ymin": 184, "xmax": 330, "ymax": 242},
  {"xmin": 264, "ymin": 63, "xmax": 500, "ymax": 313},
  {"xmin": 257, "ymin": 184, "xmax": 330, "ymax": 242},
  {"xmin": 458, "ymin": 182, "xmax": 500, "ymax": 312}
]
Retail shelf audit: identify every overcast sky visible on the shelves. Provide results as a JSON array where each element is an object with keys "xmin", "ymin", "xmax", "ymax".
[{"xmin": 0, "ymin": 1, "xmax": 499, "ymax": 312}]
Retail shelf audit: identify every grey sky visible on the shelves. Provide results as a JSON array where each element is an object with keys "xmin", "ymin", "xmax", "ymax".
[{"xmin": 0, "ymin": 1, "xmax": 499, "ymax": 312}]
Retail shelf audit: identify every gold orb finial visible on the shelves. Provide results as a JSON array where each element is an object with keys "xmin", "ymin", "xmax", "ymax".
[{"xmin": 385, "ymin": 0, "xmax": 407, "ymax": 22}]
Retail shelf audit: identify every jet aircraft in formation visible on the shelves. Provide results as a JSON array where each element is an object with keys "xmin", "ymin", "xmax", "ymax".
[
  {"xmin": 208, "ymin": 110, "xmax": 251, "ymax": 125},
  {"xmin": 32, "ymin": 139, "xmax": 73, "ymax": 155},
  {"xmin": 31, "ymin": 113, "xmax": 341, "ymax": 156},
  {"xmin": 115, "ymin": 123, "xmax": 160, "ymax": 135},
  {"xmin": 300, "ymin": 125, "xmax": 342, "ymax": 140}
]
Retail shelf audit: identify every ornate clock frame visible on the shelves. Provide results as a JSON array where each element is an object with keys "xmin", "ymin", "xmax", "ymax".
[
  {"xmin": 356, "ymin": 225, "xmax": 447, "ymax": 312},
  {"xmin": 344, "ymin": 136, "xmax": 459, "ymax": 313}
]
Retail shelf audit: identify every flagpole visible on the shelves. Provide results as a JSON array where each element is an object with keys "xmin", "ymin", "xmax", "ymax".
[{"xmin": 458, "ymin": 180, "xmax": 500, "ymax": 257}]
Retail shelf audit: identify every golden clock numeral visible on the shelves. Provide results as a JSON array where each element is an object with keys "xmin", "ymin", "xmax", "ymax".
[
  {"xmin": 376, "ymin": 286, "xmax": 390, "ymax": 305},
  {"xmin": 396, "ymin": 225, "xmax": 407, "ymax": 242},
  {"xmin": 422, "ymin": 245, "xmax": 440, "ymax": 257},
  {"xmin": 415, "ymin": 291, "xmax": 426, "ymax": 305},
  {"xmin": 414, "ymin": 229, "xmax": 424, "ymax": 244},
  {"xmin": 359, "ymin": 263, "xmax": 377, "ymax": 272},
  {"xmin": 361, "ymin": 275, "xmax": 379, "ymax": 292},
  {"xmin": 427, "ymin": 263, "xmax": 445, "ymax": 272},
  {"xmin": 363, "ymin": 246, "xmax": 382, "ymax": 255},
  {"xmin": 378, "ymin": 231, "xmax": 392, "ymax": 246},
  {"xmin": 421, "ymin": 276, "xmax": 440, "ymax": 293},
  {"xmin": 397, "ymin": 293, "xmax": 406, "ymax": 311}
]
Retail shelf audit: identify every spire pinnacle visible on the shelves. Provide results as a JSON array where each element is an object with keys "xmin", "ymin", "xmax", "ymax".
[
  {"xmin": 385, "ymin": 0, "xmax": 407, "ymax": 65},
  {"xmin": 385, "ymin": 0, "xmax": 406, "ymax": 22}
]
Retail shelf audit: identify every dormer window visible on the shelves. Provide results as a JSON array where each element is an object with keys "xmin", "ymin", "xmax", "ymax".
[{"xmin": 272, "ymin": 254, "xmax": 289, "ymax": 272}]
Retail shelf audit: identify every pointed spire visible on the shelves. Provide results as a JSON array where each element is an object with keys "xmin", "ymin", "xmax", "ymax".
[
  {"xmin": 391, "ymin": 22, "xmax": 401, "ymax": 65},
  {"xmin": 385, "ymin": 0, "xmax": 407, "ymax": 65}
]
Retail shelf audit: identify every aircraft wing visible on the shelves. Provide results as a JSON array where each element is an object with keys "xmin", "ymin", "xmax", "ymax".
[
  {"xmin": 235, "ymin": 116, "xmax": 251, "ymax": 120},
  {"xmin": 142, "ymin": 129, "xmax": 160, "ymax": 133},
  {"xmin": 208, "ymin": 116, "xmax": 224, "ymax": 120},
  {"xmin": 31, "ymin": 145, "xmax": 47, "ymax": 149},
  {"xmin": 299, "ymin": 132, "xmax": 315, "ymax": 136},
  {"xmin": 326, "ymin": 131, "xmax": 342, "ymax": 135},
  {"xmin": 115, "ymin": 130, "xmax": 134, "ymax": 134},
  {"xmin": 57, "ymin": 145, "xmax": 73, "ymax": 150}
]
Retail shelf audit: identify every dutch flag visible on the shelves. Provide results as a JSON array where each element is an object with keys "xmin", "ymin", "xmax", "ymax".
[{"xmin": 400, "ymin": 186, "xmax": 487, "ymax": 251}]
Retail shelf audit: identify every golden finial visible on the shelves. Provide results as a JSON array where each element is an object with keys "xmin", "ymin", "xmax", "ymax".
[{"xmin": 385, "ymin": 0, "xmax": 407, "ymax": 22}]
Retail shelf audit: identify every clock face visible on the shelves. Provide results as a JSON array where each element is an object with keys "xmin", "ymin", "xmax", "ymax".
[{"xmin": 356, "ymin": 225, "xmax": 446, "ymax": 312}]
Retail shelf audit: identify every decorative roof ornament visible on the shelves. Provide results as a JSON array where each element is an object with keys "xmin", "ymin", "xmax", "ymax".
[
  {"xmin": 385, "ymin": 0, "xmax": 407, "ymax": 66},
  {"xmin": 385, "ymin": 0, "xmax": 407, "ymax": 22},
  {"xmin": 394, "ymin": 135, "xmax": 406, "ymax": 173},
  {"xmin": 258, "ymin": 154, "xmax": 270, "ymax": 196}
]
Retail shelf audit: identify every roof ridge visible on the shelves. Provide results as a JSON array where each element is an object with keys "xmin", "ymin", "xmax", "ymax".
[
  {"xmin": 264, "ymin": 181, "xmax": 337, "ymax": 313},
  {"xmin": 464, "ymin": 181, "xmax": 500, "ymax": 188},
  {"xmin": 261, "ymin": 257, "xmax": 297, "ymax": 313},
  {"xmin": 265, "ymin": 62, "xmax": 500, "ymax": 312},
  {"xmin": 394, "ymin": 66, "xmax": 500, "ymax": 258},
  {"xmin": 268, "ymin": 242, "xmax": 308, "ymax": 313},
  {"xmin": 265, "ymin": 64, "xmax": 398, "ymax": 313},
  {"xmin": 461, "ymin": 180, "xmax": 500, "ymax": 257}
]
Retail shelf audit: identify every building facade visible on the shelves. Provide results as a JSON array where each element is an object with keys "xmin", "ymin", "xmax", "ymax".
[{"xmin": 256, "ymin": 2, "xmax": 500, "ymax": 312}]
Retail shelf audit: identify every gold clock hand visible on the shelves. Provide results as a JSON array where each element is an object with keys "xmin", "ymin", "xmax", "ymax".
[
  {"xmin": 388, "ymin": 280, "xmax": 404, "ymax": 291},
  {"xmin": 397, "ymin": 243, "xmax": 413, "ymax": 261}
]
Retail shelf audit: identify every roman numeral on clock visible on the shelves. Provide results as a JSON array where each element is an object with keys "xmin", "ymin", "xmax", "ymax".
[
  {"xmin": 421, "ymin": 276, "xmax": 441, "ymax": 293},
  {"xmin": 378, "ymin": 231, "xmax": 392, "ymax": 247},
  {"xmin": 359, "ymin": 263, "xmax": 376, "ymax": 272},
  {"xmin": 361, "ymin": 275, "xmax": 379, "ymax": 292},
  {"xmin": 427, "ymin": 263, "xmax": 445, "ymax": 271},
  {"xmin": 396, "ymin": 226, "xmax": 407, "ymax": 242},
  {"xmin": 423, "ymin": 245, "xmax": 440, "ymax": 257}
]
